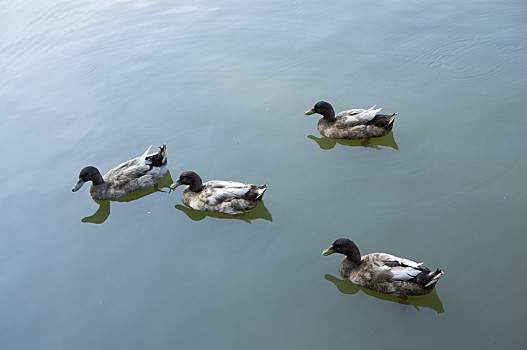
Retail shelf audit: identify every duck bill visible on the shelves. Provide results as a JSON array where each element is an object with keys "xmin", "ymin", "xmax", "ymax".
[
  {"xmin": 305, "ymin": 109, "xmax": 316, "ymax": 116},
  {"xmin": 72, "ymin": 179, "xmax": 85, "ymax": 192},
  {"xmin": 322, "ymin": 246, "xmax": 336, "ymax": 256},
  {"xmin": 169, "ymin": 180, "xmax": 183, "ymax": 191}
]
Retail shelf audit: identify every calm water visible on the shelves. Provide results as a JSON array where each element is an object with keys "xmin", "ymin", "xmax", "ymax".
[{"xmin": 1, "ymin": 0, "xmax": 527, "ymax": 349}]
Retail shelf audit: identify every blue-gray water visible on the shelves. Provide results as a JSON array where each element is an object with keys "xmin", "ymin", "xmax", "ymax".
[{"xmin": 1, "ymin": 0, "xmax": 526, "ymax": 349}]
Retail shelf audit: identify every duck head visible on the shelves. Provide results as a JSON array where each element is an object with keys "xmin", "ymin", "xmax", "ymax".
[
  {"xmin": 322, "ymin": 238, "xmax": 361, "ymax": 265},
  {"xmin": 305, "ymin": 101, "xmax": 336, "ymax": 122},
  {"xmin": 170, "ymin": 171, "xmax": 204, "ymax": 192},
  {"xmin": 72, "ymin": 166, "xmax": 104, "ymax": 192}
]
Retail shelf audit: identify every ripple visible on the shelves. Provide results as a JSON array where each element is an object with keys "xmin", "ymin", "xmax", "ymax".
[
  {"xmin": 394, "ymin": 5, "xmax": 527, "ymax": 85},
  {"xmin": 155, "ymin": 24, "xmax": 170, "ymax": 32},
  {"xmin": 32, "ymin": 2, "xmax": 70, "ymax": 23},
  {"xmin": 161, "ymin": 6, "xmax": 199, "ymax": 15},
  {"xmin": 45, "ymin": 6, "xmax": 70, "ymax": 20},
  {"xmin": 427, "ymin": 60, "xmax": 444, "ymax": 69},
  {"xmin": 496, "ymin": 39, "xmax": 526, "ymax": 56},
  {"xmin": 79, "ymin": 61, "xmax": 97, "ymax": 76},
  {"xmin": 421, "ymin": 34, "xmax": 510, "ymax": 82}
]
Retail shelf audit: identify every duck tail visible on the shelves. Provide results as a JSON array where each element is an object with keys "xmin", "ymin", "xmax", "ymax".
[
  {"xmin": 146, "ymin": 144, "xmax": 167, "ymax": 167},
  {"xmin": 424, "ymin": 269, "xmax": 444, "ymax": 287},
  {"xmin": 254, "ymin": 184, "xmax": 267, "ymax": 199},
  {"xmin": 387, "ymin": 113, "xmax": 397, "ymax": 125}
]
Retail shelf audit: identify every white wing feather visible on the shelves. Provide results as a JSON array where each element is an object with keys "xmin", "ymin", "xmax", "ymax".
[
  {"xmin": 343, "ymin": 106, "xmax": 382, "ymax": 123},
  {"xmin": 138, "ymin": 145, "xmax": 152, "ymax": 165},
  {"xmin": 206, "ymin": 181, "xmax": 251, "ymax": 205},
  {"xmin": 382, "ymin": 256, "xmax": 424, "ymax": 282},
  {"xmin": 109, "ymin": 145, "xmax": 154, "ymax": 179},
  {"xmin": 385, "ymin": 256, "xmax": 423, "ymax": 268},
  {"xmin": 389, "ymin": 267, "xmax": 422, "ymax": 281}
]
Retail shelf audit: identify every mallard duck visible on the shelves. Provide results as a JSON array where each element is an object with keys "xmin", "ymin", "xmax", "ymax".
[
  {"xmin": 305, "ymin": 101, "xmax": 397, "ymax": 140},
  {"xmin": 170, "ymin": 171, "xmax": 267, "ymax": 215},
  {"xmin": 322, "ymin": 238, "xmax": 443, "ymax": 297},
  {"xmin": 72, "ymin": 144, "xmax": 168, "ymax": 200}
]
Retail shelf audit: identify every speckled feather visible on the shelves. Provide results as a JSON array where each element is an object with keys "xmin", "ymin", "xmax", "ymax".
[
  {"xmin": 339, "ymin": 253, "xmax": 443, "ymax": 297},
  {"xmin": 318, "ymin": 110, "xmax": 396, "ymax": 139},
  {"xmin": 88, "ymin": 145, "xmax": 167, "ymax": 200},
  {"xmin": 182, "ymin": 180, "xmax": 266, "ymax": 215},
  {"xmin": 307, "ymin": 101, "xmax": 397, "ymax": 140}
]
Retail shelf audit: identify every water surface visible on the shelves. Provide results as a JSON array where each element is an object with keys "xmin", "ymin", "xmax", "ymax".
[{"xmin": 1, "ymin": 0, "xmax": 527, "ymax": 349}]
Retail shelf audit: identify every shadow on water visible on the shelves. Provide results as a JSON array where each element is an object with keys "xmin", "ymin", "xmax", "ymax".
[
  {"xmin": 324, "ymin": 274, "xmax": 444, "ymax": 313},
  {"xmin": 307, "ymin": 131, "xmax": 398, "ymax": 150},
  {"xmin": 81, "ymin": 171, "xmax": 174, "ymax": 224},
  {"xmin": 175, "ymin": 201, "xmax": 272, "ymax": 223}
]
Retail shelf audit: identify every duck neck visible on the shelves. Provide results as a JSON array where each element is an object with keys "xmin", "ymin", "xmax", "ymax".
[
  {"xmin": 189, "ymin": 180, "xmax": 204, "ymax": 192},
  {"xmin": 91, "ymin": 173, "xmax": 105, "ymax": 186},
  {"xmin": 322, "ymin": 112, "xmax": 336, "ymax": 123},
  {"xmin": 345, "ymin": 244, "xmax": 362, "ymax": 266}
]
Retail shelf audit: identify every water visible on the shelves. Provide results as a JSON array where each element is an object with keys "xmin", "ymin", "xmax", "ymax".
[{"xmin": 1, "ymin": 0, "xmax": 526, "ymax": 348}]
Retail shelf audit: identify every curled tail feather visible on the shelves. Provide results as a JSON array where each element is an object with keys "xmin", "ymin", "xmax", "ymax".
[
  {"xmin": 255, "ymin": 184, "xmax": 267, "ymax": 199},
  {"xmin": 247, "ymin": 184, "xmax": 267, "ymax": 200},
  {"xmin": 387, "ymin": 113, "xmax": 397, "ymax": 125},
  {"xmin": 146, "ymin": 144, "xmax": 167, "ymax": 168},
  {"xmin": 424, "ymin": 269, "xmax": 444, "ymax": 287}
]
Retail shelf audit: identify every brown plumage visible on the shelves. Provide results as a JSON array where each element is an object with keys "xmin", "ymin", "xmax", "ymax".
[
  {"xmin": 306, "ymin": 101, "xmax": 397, "ymax": 140},
  {"xmin": 72, "ymin": 145, "xmax": 168, "ymax": 200},
  {"xmin": 323, "ymin": 238, "xmax": 443, "ymax": 297},
  {"xmin": 170, "ymin": 171, "xmax": 267, "ymax": 215}
]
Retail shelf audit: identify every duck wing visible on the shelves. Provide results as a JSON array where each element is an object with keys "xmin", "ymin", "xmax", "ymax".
[
  {"xmin": 105, "ymin": 145, "xmax": 153, "ymax": 181},
  {"xmin": 366, "ymin": 113, "xmax": 397, "ymax": 127},
  {"xmin": 338, "ymin": 106, "xmax": 383, "ymax": 124},
  {"xmin": 378, "ymin": 254, "xmax": 444, "ymax": 287},
  {"xmin": 204, "ymin": 181, "xmax": 252, "ymax": 205},
  {"xmin": 367, "ymin": 253, "xmax": 426, "ymax": 283}
]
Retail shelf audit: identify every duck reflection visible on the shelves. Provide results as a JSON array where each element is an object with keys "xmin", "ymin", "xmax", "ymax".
[
  {"xmin": 175, "ymin": 201, "xmax": 272, "ymax": 223},
  {"xmin": 82, "ymin": 171, "xmax": 174, "ymax": 224},
  {"xmin": 324, "ymin": 274, "xmax": 444, "ymax": 313},
  {"xmin": 308, "ymin": 131, "xmax": 398, "ymax": 150}
]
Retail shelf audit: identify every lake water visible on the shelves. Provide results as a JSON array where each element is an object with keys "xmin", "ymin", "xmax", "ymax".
[{"xmin": 1, "ymin": 0, "xmax": 526, "ymax": 349}]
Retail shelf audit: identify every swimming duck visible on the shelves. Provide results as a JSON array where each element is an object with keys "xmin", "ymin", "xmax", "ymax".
[
  {"xmin": 322, "ymin": 238, "xmax": 443, "ymax": 297},
  {"xmin": 170, "ymin": 171, "xmax": 267, "ymax": 215},
  {"xmin": 72, "ymin": 144, "xmax": 168, "ymax": 200},
  {"xmin": 305, "ymin": 101, "xmax": 397, "ymax": 140}
]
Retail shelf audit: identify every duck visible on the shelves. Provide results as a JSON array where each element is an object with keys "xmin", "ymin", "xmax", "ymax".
[
  {"xmin": 305, "ymin": 101, "xmax": 397, "ymax": 140},
  {"xmin": 72, "ymin": 144, "xmax": 168, "ymax": 200},
  {"xmin": 170, "ymin": 171, "xmax": 267, "ymax": 215},
  {"xmin": 322, "ymin": 238, "xmax": 443, "ymax": 297}
]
